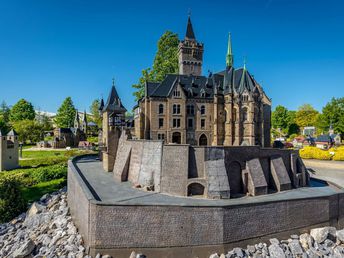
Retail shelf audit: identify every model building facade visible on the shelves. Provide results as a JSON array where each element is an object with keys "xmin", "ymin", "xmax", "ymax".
[{"xmin": 134, "ymin": 17, "xmax": 271, "ymax": 147}]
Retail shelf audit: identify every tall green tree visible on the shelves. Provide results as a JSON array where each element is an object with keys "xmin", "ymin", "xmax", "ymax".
[
  {"xmin": 132, "ymin": 31, "xmax": 179, "ymax": 101},
  {"xmin": 271, "ymin": 105, "xmax": 289, "ymax": 131},
  {"xmin": 89, "ymin": 99, "xmax": 102, "ymax": 127},
  {"xmin": 295, "ymin": 104, "xmax": 319, "ymax": 128},
  {"xmin": 9, "ymin": 99, "xmax": 35, "ymax": 122},
  {"xmin": 316, "ymin": 97, "xmax": 344, "ymax": 135},
  {"xmin": 54, "ymin": 97, "xmax": 76, "ymax": 128}
]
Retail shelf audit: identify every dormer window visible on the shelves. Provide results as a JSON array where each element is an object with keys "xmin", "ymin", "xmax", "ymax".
[
  {"xmin": 173, "ymin": 89, "xmax": 181, "ymax": 98},
  {"xmin": 200, "ymin": 89, "xmax": 205, "ymax": 98}
]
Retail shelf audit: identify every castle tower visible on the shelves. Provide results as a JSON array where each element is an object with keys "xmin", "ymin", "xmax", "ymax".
[
  {"xmin": 178, "ymin": 16, "xmax": 204, "ymax": 76},
  {"xmin": 0, "ymin": 129, "xmax": 19, "ymax": 171},
  {"xmin": 101, "ymin": 79, "xmax": 126, "ymax": 172},
  {"xmin": 81, "ymin": 110, "xmax": 88, "ymax": 135},
  {"xmin": 74, "ymin": 110, "xmax": 80, "ymax": 129}
]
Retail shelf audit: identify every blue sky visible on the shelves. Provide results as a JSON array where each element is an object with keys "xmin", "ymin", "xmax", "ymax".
[{"xmin": 0, "ymin": 0, "xmax": 343, "ymax": 113}]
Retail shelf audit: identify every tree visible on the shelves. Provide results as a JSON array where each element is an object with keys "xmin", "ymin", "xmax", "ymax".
[
  {"xmin": 9, "ymin": 99, "xmax": 35, "ymax": 122},
  {"xmin": 54, "ymin": 97, "xmax": 76, "ymax": 128},
  {"xmin": 12, "ymin": 120, "xmax": 44, "ymax": 143},
  {"xmin": 89, "ymin": 99, "xmax": 102, "ymax": 127},
  {"xmin": 286, "ymin": 110, "xmax": 300, "ymax": 135},
  {"xmin": 317, "ymin": 97, "xmax": 344, "ymax": 135},
  {"xmin": 295, "ymin": 104, "xmax": 319, "ymax": 128},
  {"xmin": 132, "ymin": 31, "xmax": 179, "ymax": 101},
  {"xmin": 271, "ymin": 105, "xmax": 289, "ymax": 131},
  {"xmin": 0, "ymin": 101, "xmax": 10, "ymax": 123}
]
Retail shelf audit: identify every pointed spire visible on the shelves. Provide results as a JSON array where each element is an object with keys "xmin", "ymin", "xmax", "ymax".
[
  {"xmin": 226, "ymin": 33, "xmax": 233, "ymax": 67},
  {"xmin": 243, "ymin": 56, "xmax": 247, "ymax": 70},
  {"xmin": 99, "ymin": 97, "xmax": 104, "ymax": 111},
  {"xmin": 185, "ymin": 15, "xmax": 195, "ymax": 40},
  {"xmin": 103, "ymin": 78, "xmax": 127, "ymax": 112},
  {"xmin": 83, "ymin": 110, "xmax": 87, "ymax": 123}
]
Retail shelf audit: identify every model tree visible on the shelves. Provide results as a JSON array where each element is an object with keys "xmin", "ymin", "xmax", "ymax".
[
  {"xmin": 316, "ymin": 97, "xmax": 344, "ymax": 135},
  {"xmin": 89, "ymin": 99, "xmax": 102, "ymax": 127},
  {"xmin": 271, "ymin": 105, "xmax": 289, "ymax": 131},
  {"xmin": 9, "ymin": 99, "xmax": 35, "ymax": 122},
  {"xmin": 132, "ymin": 31, "xmax": 179, "ymax": 101},
  {"xmin": 295, "ymin": 104, "xmax": 319, "ymax": 128},
  {"xmin": 54, "ymin": 97, "xmax": 76, "ymax": 128}
]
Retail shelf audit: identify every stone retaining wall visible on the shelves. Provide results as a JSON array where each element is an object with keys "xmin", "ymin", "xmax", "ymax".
[{"xmin": 68, "ymin": 157, "xmax": 344, "ymax": 258}]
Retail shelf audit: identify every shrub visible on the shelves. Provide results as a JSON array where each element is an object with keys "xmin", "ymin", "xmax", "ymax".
[
  {"xmin": 333, "ymin": 149, "xmax": 344, "ymax": 161},
  {"xmin": 300, "ymin": 146, "xmax": 333, "ymax": 160},
  {"xmin": 0, "ymin": 177, "xmax": 27, "ymax": 223},
  {"xmin": 31, "ymin": 164, "xmax": 67, "ymax": 182}
]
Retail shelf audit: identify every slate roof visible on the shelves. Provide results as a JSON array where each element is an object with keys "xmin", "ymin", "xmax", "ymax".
[
  {"xmin": 146, "ymin": 67, "xmax": 260, "ymax": 99},
  {"xmin": 185, "ymin": 16, "xmax": 195, "ymax": 40},
  {"xmin": 103, "ymin": 85, "xmax": 127, "ymax": 113},
  {"xmin": 316, "ymin": 135, "xmax": 333, "ymax": 143},
  {"xmin": 7, "ymin": 129, "xmax": 18, "ymax": 136}
]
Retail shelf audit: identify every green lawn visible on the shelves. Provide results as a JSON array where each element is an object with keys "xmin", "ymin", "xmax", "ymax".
[
  {"xmin": 21, "ymin": 178, "xmax": 66, "ymax": 203},
  {"xmin": 2, "ymin": 148, "xmax": 95, "ymax": 203}
]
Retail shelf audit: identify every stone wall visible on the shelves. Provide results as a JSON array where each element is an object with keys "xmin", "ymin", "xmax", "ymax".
[
  {"xmin": 111, "ymin": 133, "xmax": 308, "ymax": 199},
  {"xmin": 160, "ymin": 144, "xmax": 189, "ymax": 196},
  {"xmin": 68, "ymin": 157, "xmax": 344, "ymax": 258},
  {"xmin": 113, "ymin": 134, "xmax": 163, "ymax": 188}
]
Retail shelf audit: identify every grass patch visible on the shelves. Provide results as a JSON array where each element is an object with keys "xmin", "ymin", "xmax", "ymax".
[
  {"xmin": 1, "ymin": 148, "xmax": 96, "ymax": 219},
  {"xmin": 21, "ymin": 178, "xmax": 66, "ymax": 203}
]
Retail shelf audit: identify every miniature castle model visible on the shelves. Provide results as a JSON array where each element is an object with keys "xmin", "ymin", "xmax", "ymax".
[
  {"xmin": 0, "ymin": 129, "xmax": 19, "ymax": 171},
  {"xmin": 134, "ymin": 16, "xmax": 271, "ymax": 147},
  {"xmin": 38, "ymin": 110, "xmax": 88, "ymax": 149},
  {"xmin": 100, "ymin": 78, "xmax": 309, "ymax": 200},
  {"xmin": 99, "ymin": 17, "xmax": 309, "ymax": 199}
]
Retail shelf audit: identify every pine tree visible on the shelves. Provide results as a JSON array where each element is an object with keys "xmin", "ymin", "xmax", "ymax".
[{"xmin": 54, "ymin": 97, "xmax": 76, "ymax": 128}]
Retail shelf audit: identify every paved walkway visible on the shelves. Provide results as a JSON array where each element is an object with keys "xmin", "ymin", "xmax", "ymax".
[
  {"xmin": 303, "ymin": 159, "xmax": 344, "ymax": 187},
  {"xmin": 73, "ymin": 155, "xmax": 342, "ymax": 206}
]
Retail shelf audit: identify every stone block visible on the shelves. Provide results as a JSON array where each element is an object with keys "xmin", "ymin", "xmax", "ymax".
[
  {"xmin": 113, "ymin": 143, "xmax": 131, "ymax": 182},
  {"xmin": 246, "ymin": 158, "xmax": 268, "ymax": 196},
  {"xmin": 290, "ymin": 153, "xmax": 299, "ymax": 188},
  {"xmin": 206, "ymin": 159, "xmax": 230, "ymax": 199},
  {"xmin": 270, "ymin": 155, "xmax": 292, "ymax": 192},
  {"xmin": 139, "ymin": 141, "xmax": 162, "ymax": 187}
]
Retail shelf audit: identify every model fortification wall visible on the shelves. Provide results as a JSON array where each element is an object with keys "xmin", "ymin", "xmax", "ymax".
[{"xmin": 111, "ymin": 132, "xmax": 309, "ymax": 199}]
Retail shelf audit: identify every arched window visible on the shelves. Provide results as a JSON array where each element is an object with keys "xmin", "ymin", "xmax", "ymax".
[
  {"xmin": 243, "ymin": 107, "xmax": 248, "ymax": 121},
  {"xmin": 158, "ymin": 104, "xmax": 164, "ymax": 114},
  {"xmin": 173, "ymin": 104, "xmax": 181, "ymax": 114},
  {"xmin": 200, "ymin": 105, "xmax": 205, "ymax": 115},
  {"xmin": 187, "ymin": 183, "xmax": 205, "ymax": 196},
  {"xmin": 173, "ymin": 89, "xmax": 181, "ymax": 97},
  {"xmin": 199, "ymin": 134, "xmax": 208, "ymax": 146}
]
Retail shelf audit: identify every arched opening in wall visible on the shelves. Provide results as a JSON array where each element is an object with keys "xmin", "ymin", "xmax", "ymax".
[
  {"xmin": 227, "ymin": 161, "xmax": 244, "ymax": 197},
  {"xmin": 187, "ymin": 183, "xmax": 205, "ymax": 197},
  {"xmin": 172, "ymin": 132, "xmax": 181, "ymax": 144},
  {"xmin": 199, "ymin": 134, "xmax": 208, "ymax": 146}
]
